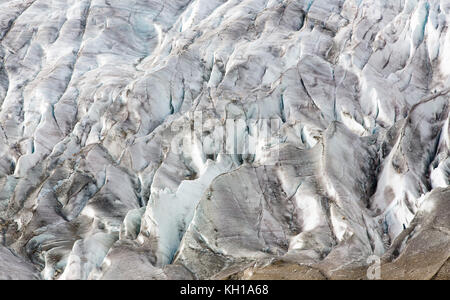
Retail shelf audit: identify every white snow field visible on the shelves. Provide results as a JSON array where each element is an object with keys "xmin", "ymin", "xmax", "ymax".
[{"xmin": 0, "ymin": 0, "xmax": 449, "ymax": 280}]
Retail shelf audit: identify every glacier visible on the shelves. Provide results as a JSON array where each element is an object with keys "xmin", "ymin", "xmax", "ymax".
[{"xmin": 0, "ymin": 0, "xmax": 449, "ymax": 280}]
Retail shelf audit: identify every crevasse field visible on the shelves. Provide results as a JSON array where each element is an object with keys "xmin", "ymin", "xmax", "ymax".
[{"xmin": 0, "ymin": 0, "xmax": 449, "ymax": 280}]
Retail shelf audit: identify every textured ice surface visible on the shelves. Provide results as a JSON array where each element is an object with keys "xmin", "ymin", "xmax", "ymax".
[{"xmin": 0, "ymin": 0, "xmax": 449, "ymax": 280}]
